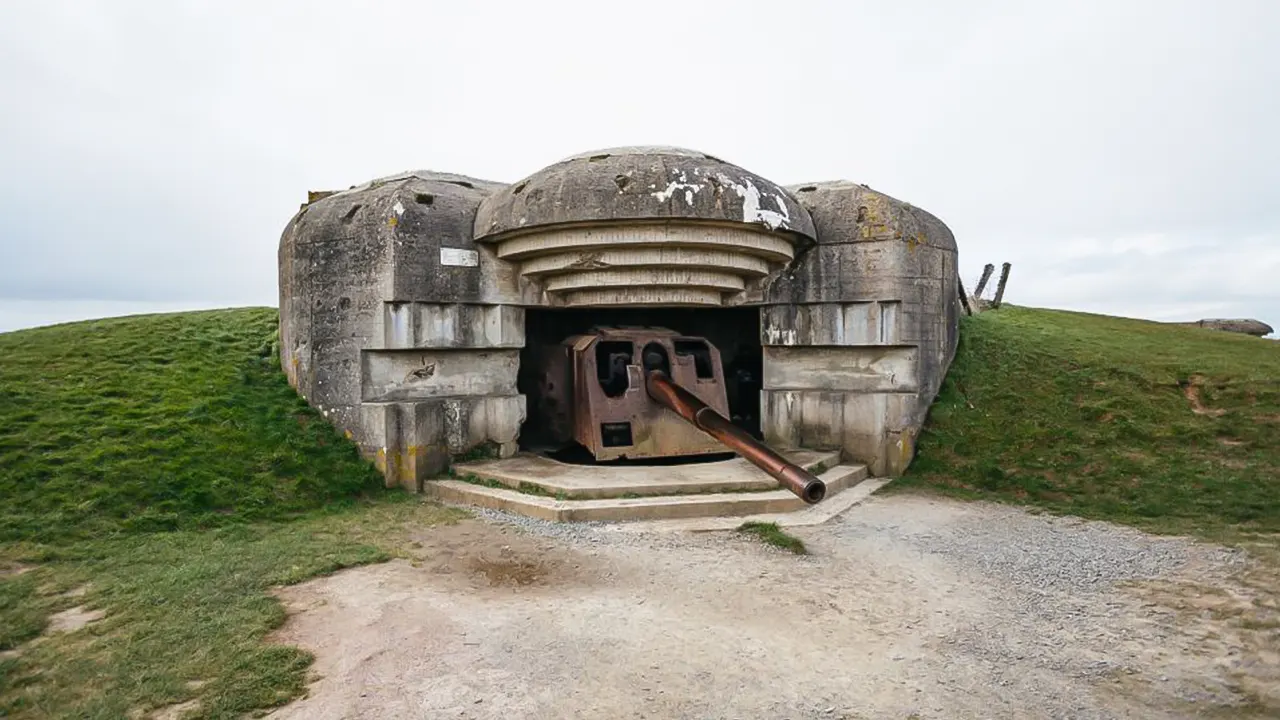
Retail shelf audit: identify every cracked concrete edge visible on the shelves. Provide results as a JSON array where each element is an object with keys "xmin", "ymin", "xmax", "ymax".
[{"xmin": 597, "ymin": 477, "xmax": 895, "ymax": 533}]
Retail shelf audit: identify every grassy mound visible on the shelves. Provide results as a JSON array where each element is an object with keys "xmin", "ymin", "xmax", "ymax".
[
  {"xmin": 0, "ymin": 308, "xmax": 454, "ymax": 718},
  {"xmin": 901, "ymin": 306, "xmax": 1280, "ymax": 538},
  {"xmin": 0, "ymin": 501, "xmax": 462, "ymax": 719},
  {"xmin": 0, "ymin": 308, "xmax": 386, "ymax": 542}
]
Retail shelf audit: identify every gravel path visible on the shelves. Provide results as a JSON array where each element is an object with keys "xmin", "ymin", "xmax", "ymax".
[{"xmin": 265, "ymin": 493, "xmax": 1269, "ymax": 720}]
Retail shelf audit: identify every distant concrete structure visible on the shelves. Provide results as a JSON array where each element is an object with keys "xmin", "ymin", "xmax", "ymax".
[
  {"xmin": 1176, "ymin": 319, "xmax": 1274, "ymax": 337},
  {"xmin": 278, "ymin": 147, "xmax": 960, "ymax": 490}
]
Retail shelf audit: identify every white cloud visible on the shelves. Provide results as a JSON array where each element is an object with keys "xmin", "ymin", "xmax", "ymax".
[{"xmin": 0, "ymin": 0, "xmax": 1276, "ymax": 331}]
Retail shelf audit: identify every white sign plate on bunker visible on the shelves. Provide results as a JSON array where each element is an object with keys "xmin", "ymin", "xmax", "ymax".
[{"xmin": 440, "ymin": 247, "xmax": 479, "ymax": 267}]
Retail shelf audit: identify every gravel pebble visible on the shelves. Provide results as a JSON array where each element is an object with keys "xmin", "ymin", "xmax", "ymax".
[
  {"xmin": 468, "ymin": 506, "xmax": 711, "ymax": 551},
  {"xmin": 830, "ymin": 500, "xmax": 1246, "ymax": 594},
  {"xmin": 449, "ymin": 495, "xmax": 1259, "ymax": 718}
]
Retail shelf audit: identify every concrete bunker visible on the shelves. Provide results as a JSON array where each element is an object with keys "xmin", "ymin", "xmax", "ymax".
[{"xmin": 278, "ymin": 146, "xmax": 960, "ymax": 503}]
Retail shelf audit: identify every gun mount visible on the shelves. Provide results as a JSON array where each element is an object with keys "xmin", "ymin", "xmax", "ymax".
[{"xmin": 525, "ymin": 327, "xmax": 827, "ymax": 504}]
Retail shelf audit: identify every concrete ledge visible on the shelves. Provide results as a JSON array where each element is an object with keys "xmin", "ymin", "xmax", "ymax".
[
  {"xmin": 601, "ymin": 478, "xmax": 894, "ymax": 532},
  {"xmin": 453, "ymin": 449, "xmax": 841, "ymax": 500},
  {"xmin": 425, "ymin": 463, "xmax": 868, "ymax": 523}
]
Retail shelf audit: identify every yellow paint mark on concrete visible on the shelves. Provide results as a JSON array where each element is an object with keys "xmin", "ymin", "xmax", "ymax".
[
  {"xmin": 392, "ymin": 445, "xmax": 420, "ymax": 487},
  {"xmin": 392, "ymin": 451, "xmax": 407, "ymax": 486},
  {"xmin": 898, "ymin": 429, "xmax": 916, "ymax": 472}
]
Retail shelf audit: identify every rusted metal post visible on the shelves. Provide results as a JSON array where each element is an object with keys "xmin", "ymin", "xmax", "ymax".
[
  {"xmin": 973, "ymin": 263, "xmax": 996, "ymax": 298},
  {"xmin": 992, "ymin": 262, "xmax": 1012, "ymax": 309},
  {"xmin": 957, "ymin": 277, "xmax": 974, "ymax": 316},
  {"xmin": 644, "ymin": 367, "xmax": 827, "ymax": 504}
]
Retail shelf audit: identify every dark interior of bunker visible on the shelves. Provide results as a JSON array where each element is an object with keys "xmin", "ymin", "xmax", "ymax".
[{"xmin": 517, "ymin": 307, "xmax": 762, "ymax": 464}]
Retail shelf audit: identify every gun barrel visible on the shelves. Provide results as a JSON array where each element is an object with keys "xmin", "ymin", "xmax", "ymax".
[{"xmin": 645, "ymin": 369, "xmax": 827, "ymax": 504}]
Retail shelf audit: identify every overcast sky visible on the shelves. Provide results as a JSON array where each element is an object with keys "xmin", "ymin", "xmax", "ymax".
[{"xmin": 1, "ymin": 0, "xmax": 1276, "ymax": 335}]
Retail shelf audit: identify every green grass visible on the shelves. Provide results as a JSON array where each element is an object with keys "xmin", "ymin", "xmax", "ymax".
[
  {"xmin": 737, "ymin": 521, "xmax": 807, "ymax": 554},
  {"xmin": 0, "ymin": 571, "xmax": 44, "ymax": 651},
  {"xmin": 0, "ymin": 308, "xmax": 457, "ymax": 718},
  {"xmin": 0, "ymin": 308, "xmax": 387, "ymax": 543},
  {"xmin": 0, "ymin": 500, "xmax": 464, "ymax": 719},
  {"xmin": 898, "ymin": 306, "xmax": 1280, "ymax": 539}
]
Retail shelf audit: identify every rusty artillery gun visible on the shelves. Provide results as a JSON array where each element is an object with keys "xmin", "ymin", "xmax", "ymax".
[{"xmin": 525, "ymin": 327, "xmax": 826, "ymax": 504}]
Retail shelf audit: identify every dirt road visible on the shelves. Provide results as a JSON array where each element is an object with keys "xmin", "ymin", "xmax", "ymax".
[{"xmin": 266, "ymin": 493, "xmax": 1275, "ymax": 719}]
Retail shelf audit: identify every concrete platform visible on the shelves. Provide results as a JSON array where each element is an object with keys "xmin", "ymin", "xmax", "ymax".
[
  {"xmin": 452, "ymin": 449, "xmax": 841, "ymax": 500},
  {"xmin": 600, "ymin": 477, "xmax": 894, "ymax": 532},
  {"xmin": 426, "ymin": 459, "xmax": 869, "ymax": 523}
]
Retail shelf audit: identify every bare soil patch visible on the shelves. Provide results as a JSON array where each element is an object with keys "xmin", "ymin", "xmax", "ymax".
[
  {"xmin": 60, "ymin": 585, "xmax": 88, "ymax": 599},
  {"xmin": 0, "ymin": 563, "xmax": 34, "ymax": 578},
  {"xmin": 45, "ymin": 606, "xmax": 105, "ymax": 634},
  {"xmin": 1182, "ymin": 376, "xmax": 1227, "ymax": 416}
]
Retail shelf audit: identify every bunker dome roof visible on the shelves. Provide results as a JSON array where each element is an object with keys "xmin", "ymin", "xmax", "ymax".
[
  {"xmin": 473, "ymin": 146, "xmax": 817, "ymax": 242},
  {"xmin": 786, "ymin": 180, "xmax": 958, "ymax": 252}
]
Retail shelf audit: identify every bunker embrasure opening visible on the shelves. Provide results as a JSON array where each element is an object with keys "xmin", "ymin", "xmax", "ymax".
[{"xmin": 518, "ymin": 307, "xmax": 763, "ymax": 464}]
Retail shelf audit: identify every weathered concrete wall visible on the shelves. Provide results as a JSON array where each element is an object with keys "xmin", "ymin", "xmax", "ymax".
[
  {"xmin": 759, "ymin": 182, "xmax": 960, "ymax": 476},
  {"xmin": 278, "ymin": 171, "xmax": 528, "ymax": 489}
]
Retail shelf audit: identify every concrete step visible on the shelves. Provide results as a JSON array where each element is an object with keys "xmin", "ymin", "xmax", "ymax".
[
  {"xmin": 425, "ymin": 463, "xmax": 869, "ymax": 523},
  {"xmin": 604, "ymin": 477, "xmax": 895, "ymax": 532},
  {"xmin": 453, "ymin": 449, "xmax": 841, "ymax": 500}
]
